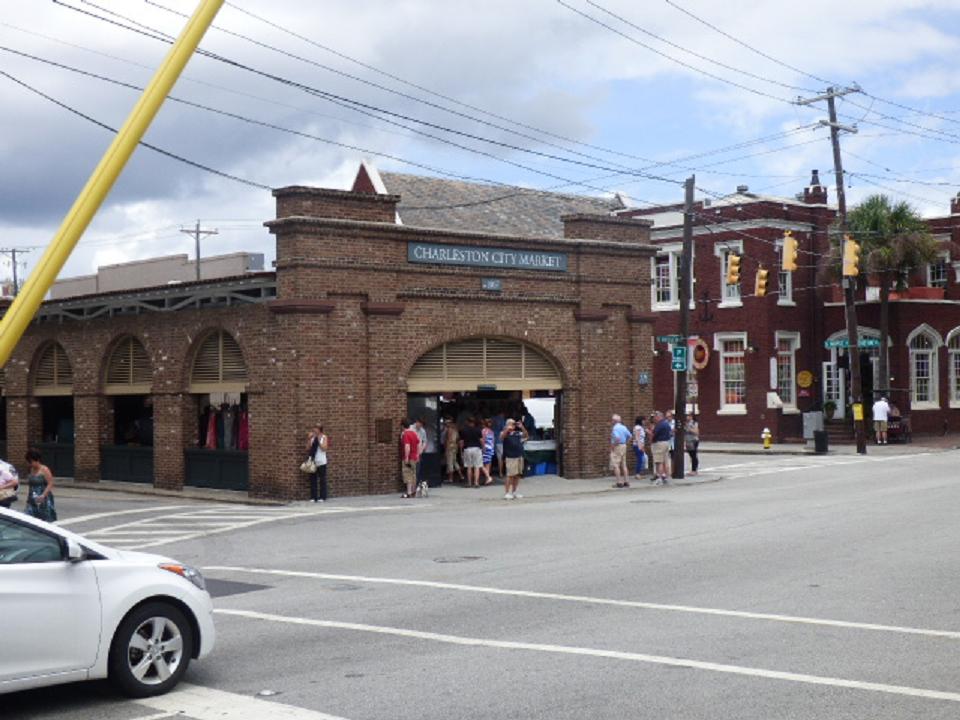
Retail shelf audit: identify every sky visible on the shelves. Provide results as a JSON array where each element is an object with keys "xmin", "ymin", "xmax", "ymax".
[{"xmin": 1, "ymin": 0, "xmax": 959, "ymax": 284}]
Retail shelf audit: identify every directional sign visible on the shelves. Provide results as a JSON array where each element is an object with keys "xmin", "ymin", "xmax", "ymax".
[
  {"xmin": 824, "ymin": 337, "xmax": 882, "ymax": 349},
  {"xmin": 657, "ymin": 334, "xmax": 686, "ymax": 344},
  {"xmin": 671, "ymin": 346, "xmax": 688, "ymax": 371}
]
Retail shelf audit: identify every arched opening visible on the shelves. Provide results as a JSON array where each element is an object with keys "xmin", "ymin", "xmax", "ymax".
[
  {"xmin": 186, "ymin": 330, "xmax": 250, "ymax": 491},
  {"xmin": 101, "ymin": 337, "xmax": 154, "ymax": 484},
  {"xmin": 33, "ymin": 342, "xmax": 75, "ymax": 477},
  {"xmin": 407, "ymin": 338, "xmax": 563, "ymax": 485},
  {"xmin": 822, "ymin": 327, "xmax": 887, "ymax": 421}
]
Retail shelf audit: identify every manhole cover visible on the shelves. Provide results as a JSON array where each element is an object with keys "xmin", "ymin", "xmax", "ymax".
[{"xmin": 433, "ymin": 556, "xmax": 486, "ymax": 564}]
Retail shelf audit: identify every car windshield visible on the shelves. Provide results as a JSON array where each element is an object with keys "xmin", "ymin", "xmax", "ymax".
[{"xmin": 0, "ymin": 515, "xmax": 63, "ymax": 564}]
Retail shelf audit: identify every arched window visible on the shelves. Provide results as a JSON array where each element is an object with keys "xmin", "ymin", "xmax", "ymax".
[
  {"xmin": 105, "ymin": 337, "xmax": 152, "ymax": 394},
  {"xmin": 908, "ymin": 326, "xmax": 942, "ymax": 409},
  {"xmin": 948, "ymin": 329, "xmax": 960, "ymax": 407},
  {"xmin": 408, "ymin": 338, "xmax": 560, "ymax": 392},
  {"xmin": 189, "ymin": 330, "xmax": 248, "ymax": 393},
  {"xmin": 34, "ymin": 342, "xmax": 73, "ymax": 396}
]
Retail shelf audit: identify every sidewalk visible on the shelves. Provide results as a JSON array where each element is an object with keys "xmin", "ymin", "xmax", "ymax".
[{"xmin": 699, "ymin": 434, "xmax": 960, "ymax": 456}]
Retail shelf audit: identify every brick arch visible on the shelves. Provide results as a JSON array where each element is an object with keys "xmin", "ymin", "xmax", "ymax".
[
  {"xmin": 98, "ymin": 333, "xmax": 156, "ymax": 392},
  {"xmin": 401, "ymin": 329, "xmax": 572, "ymax": 389},
  {"xmin": 29, "ymin": 339, "xmax": 74, "ymax": 395}
]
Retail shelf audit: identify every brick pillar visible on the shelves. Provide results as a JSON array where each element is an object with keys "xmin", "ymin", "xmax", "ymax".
[
  {"xmin": 248, "ymin": 389, "xmax": 301, "ymax": 500},
  {"xmin": 73, "ymin": 395, "xmax": 107, "ymax": 482},
  {"xmin": 5, "ymin": 395, "xmax": 37, "ymax": 474},
  {"xmin": 153, "ymin": 393, "xmax": 192, "ymax": 490}
]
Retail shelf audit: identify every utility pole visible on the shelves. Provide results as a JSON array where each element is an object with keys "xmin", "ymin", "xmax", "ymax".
[
  {"xmin": 180, "ymin": 220, "xmax": 218, "ymax": 281},
  {"xmin": 797, "ymin": 86, "xmax": 867, "ymax": 454},
  {"xmin": 672, "ymin": 175, "xmax": 695, "ymax": 479},
  {"xmin": 0, "ymin": 247, "xmax": 34, "ymax": 296}
]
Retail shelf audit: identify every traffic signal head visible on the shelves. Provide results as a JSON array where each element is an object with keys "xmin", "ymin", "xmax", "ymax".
[
  {"xmin": 842, "ymin": 235, "xmax": 861, "ymax": 277},
  {"xmin": 782, "ymin": 231, "xmax": 798, "ymax": 272},
  {"xmin": 726, "ymin": 253, "xmax": 741, "ymax": 285},
  {"xmin": 755, "ymin": 268, "xmax": 769, "ymax": 297}
]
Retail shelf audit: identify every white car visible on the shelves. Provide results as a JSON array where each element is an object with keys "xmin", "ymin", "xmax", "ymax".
[{"xmin": 0, "ymin": 507, "xmax": 215, "ymax": 697}]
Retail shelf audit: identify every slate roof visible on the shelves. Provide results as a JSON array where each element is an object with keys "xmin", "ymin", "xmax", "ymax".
[{"xmin": 379, "ymin": 171, "xmax": 624, "ymax": 239}]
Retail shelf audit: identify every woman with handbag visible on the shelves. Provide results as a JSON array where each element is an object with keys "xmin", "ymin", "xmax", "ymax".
[
  {"xmin": 24, "ymin": 449, "xmax": 56, "ymax": 521},
  {"xmin": 305, "ymin": 425, "xmax": 329, "ymax": 503}
]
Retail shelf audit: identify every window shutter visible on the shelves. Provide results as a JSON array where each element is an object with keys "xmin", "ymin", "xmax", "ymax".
[
  {"xmin": 407, "ymin": 338, "xmax": 560, "ymax": 392},
  {"xmin": 190, "ymin": 330, "xmax": 248, "ymax": 393},
  {"xmin": 105, "ymin": 337, "xmax": 152, "ymax": 394},
  {"xmin": 34, "ymin": 343, "xmax": 73, "ymax": 396}
]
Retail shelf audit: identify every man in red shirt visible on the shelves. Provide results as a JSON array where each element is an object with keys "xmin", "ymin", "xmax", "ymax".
[{"xmin": 400, "ymin": 417, "xmax": 421, "ymax": 499}]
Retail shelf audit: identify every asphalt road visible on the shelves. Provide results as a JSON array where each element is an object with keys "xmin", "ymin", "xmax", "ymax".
[{"xmin": 7, "ymin": 448, "xmax": 960, "ymax": 719}]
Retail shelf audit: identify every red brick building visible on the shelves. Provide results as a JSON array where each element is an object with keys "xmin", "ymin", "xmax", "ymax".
[
  {"xmin": 625, "ymin": 171, "xmax": 960, "ymax": 441},
  {"xmin": 0, "ymin": 169, "xmax": 658, "ymax": 498}
]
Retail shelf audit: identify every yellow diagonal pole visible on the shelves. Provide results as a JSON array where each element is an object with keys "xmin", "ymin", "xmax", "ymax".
[{"xmin": 0, "ymin": 0, "xmax": 224, "ymax": 367}]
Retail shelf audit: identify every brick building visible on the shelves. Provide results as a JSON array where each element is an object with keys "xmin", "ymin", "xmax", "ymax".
[
  {"xmin": 0, "ymin": 166, "xmax": 658, "ymax": 498},
  {"xmin": 626, "ymin": 171, "xmax": 960, "ymax": 441}
]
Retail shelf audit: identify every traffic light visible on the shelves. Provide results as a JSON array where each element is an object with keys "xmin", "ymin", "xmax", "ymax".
[
  {"xmin": 842, "ymin": 235, "xmax": 861, "ymax": 277},
  {"xmin": 782, "ymin": 231, "xmax": 798, "ymax": 272},
  {"xmin": 726, "ymin": 253, "xmax": 741, "ymax": 285},
  {"xmin": 755, "ymin": 268, "xmax": 769, "ymax": 297}
]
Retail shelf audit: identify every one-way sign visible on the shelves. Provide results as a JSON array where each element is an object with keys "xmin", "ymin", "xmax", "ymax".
[{"xmin": 671, "ymin": 346, "xmax": 688, "ymax": 371}]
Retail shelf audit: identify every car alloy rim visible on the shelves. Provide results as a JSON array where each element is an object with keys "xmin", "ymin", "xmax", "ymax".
[{"xmin": 127, "ymin": 616, "xmax": 184, "ymax": 685}]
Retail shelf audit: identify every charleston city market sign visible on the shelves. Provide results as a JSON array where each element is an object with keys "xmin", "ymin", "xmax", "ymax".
[{"xmin": 408, "ymin": 242, "xmax": 568, "ymax": 272}]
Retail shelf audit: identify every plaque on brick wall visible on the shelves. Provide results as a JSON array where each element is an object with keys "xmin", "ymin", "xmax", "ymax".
[
  {"xmin": 375, "ymin": 418, "xmax": 394, "ymax": 444},
  {"xmin": 408, "ymin": 242, "xmax": 568, "ymax": 272}
]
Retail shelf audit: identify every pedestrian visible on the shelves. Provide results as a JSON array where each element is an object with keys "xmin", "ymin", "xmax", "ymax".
[
  {"xmin": 412, "ymin": 417, "xmax": 429, "ymax": 485},
  {"xmin": 684, "ymin": 413, "xmax": 700, "ymax": 475},
  {"xmin": 399, "ymin": 418, "xmax": 421, "ymax": 499},
  {"xmin": 650, "ymin": 411, "xmax": 672, "ymax": 485},
  {"xmin": 500, "ymin": 418, "xmax": 528, "ymax": 499},
  {"xmin": 665, "ymin": 409, "xmax": 676, "ymax": 477},
  {"xmin": 481, "ymin": 418, "xmax": 496, "ymax": 485},
  {"xmin": 24, "ymin": 449, "xmax": 56, "ymax": 521},
  {"xmin": 0, "ymin": 459, "xmax": 18, "ymax": 510},
  {"xmin": 492, "ymin": 410, "xmax": 506, "ymax": 477},
  {"xmin": 460, "ymin": 417, "xmax": 484, "ymax": 488},
  {"xmin": 305, "ymin": 425, "xmax": 329, "ymax": 502},
  {"xmin": 441, "ymin": 418, "xmax": 463, "ymax": 483},
  {"xmin": 632, "ymin": 415, "xmax": 647, "ymax": 481},
  {"xmin": 872, "ymin": 395, "xmax": 890, "ymax": 444},
  {"xmin": 610, "ymin": 414, "xmax": 632, "ymax": 488}
]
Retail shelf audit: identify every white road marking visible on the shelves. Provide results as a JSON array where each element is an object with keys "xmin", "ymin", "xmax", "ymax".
[
  {"xmin": 56, "ymin": 505, "xmax": 191, "ymax": 526},
  {"xmin": 216, "ymin": 609, "xmax": 960, "ymax": 704},
  {"xmin": 82, "ymin": 504, "xmax": 428, "ymax": 550},
  {"xmin": 206, "ymin": 566, "xmax": 960, "ymax": 641},
  {"xmin": 139, "ymin": 683, "xmax": 349, "ymax": 720}
]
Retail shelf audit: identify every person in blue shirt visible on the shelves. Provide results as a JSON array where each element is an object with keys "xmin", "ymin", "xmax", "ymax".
[
  {"xmin": 610, "ymin": 414, "xmax": 632, "ymax": 488},
  {"xmin": 651, "ymin": 411, "xmax": 674, "ymax": 485}
]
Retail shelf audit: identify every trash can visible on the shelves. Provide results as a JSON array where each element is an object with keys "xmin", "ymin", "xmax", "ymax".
[{"xmin": 813, "ymin": 430, "xmax": 828, "ymax": 454}]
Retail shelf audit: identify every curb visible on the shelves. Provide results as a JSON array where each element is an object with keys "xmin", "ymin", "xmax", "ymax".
[{"xmin": 54, "ymin": 478, "xmax": 285, "ymax": 506}]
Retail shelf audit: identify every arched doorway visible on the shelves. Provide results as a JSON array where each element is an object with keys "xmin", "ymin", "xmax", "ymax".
[
  {"xmin": 407, "ymin": 338, "xmax": 563, "ymax": 483},
  {"xmin": 822, "ymin": 327, "xmax": 887, "ymax": 420},
  {"xmin": 33, "ymin": 342, "xmax": 75, "ymax": 477},
  {"xmin": 185, "ymin": 330, "xmax": 250, "ymax": 491},
  {"xmin": 101, "ymin": 336, "xmax": 154, "ymax": 483}
]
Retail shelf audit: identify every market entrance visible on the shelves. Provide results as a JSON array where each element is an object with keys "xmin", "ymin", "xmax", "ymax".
[{"xmin": 406, "ymin": 338, "xmax": 562, "ymax": 485}]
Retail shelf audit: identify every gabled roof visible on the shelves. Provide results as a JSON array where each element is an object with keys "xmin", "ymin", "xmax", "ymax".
[{"xmin": 354, "ymin": 163, "xmax": 624, "ymax": 238}]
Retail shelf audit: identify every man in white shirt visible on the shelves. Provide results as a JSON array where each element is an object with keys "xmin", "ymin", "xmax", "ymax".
[{"xmin": 872, "ymin": 396, "xmax": 890, "ymax": 445}]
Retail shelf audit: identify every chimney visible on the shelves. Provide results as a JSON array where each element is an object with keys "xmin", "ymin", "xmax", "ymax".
[
  {"xmin": 803, "ymin": 169, "xmax": 828, "ymax": 205},
  {"xmin": 736, "ymin": 184, "xmax": 749, "ymax": 194},
  {"xmin": 951, "ymin": 192, "xmax": 960, "ymax": 216}
]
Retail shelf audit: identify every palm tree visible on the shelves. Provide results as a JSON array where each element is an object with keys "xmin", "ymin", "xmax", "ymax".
[{"xmin": 847, "ymin": 194, "xmax": 937, "ymax": 397}]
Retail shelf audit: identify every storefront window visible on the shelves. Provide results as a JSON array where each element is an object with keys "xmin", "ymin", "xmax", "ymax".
[
  {"xmin": 715, "ymin": 333, "xmax": 747, "ymax": 414},
  {"xmin": 776, "ymin": 333, "xmax": 799, "ymax": 409}
]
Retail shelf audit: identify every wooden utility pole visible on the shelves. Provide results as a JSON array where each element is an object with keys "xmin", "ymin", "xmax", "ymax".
[
  {"xmin": 672, "ymin": 175, "xmax": 695, "ymax": 479},
  {"xmin": 180, "ymin": 220, "xmax": 219, "ymax": 281},
  {"xmin": 797, "ymin": 86, "xmax": 867, "ymax": 454},
  {"xmin": 0, "ymin": 247, "xmax": 33, "ymax": 295}
]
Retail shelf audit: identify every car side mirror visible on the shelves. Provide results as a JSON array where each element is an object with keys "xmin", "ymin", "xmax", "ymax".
[{"xmin": 65, "ymin": 538, "xmax": 85, "ymax": 563}]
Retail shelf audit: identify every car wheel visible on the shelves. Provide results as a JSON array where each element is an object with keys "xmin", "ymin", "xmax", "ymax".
[{"xmin": 108, "ymin": 602, "xmax": 194, "ymax": 697}]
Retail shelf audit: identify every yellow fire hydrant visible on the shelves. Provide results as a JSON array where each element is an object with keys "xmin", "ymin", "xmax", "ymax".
[{"xmin": 761, "ymin": 427, "xmax": 772, "ymax": 450}]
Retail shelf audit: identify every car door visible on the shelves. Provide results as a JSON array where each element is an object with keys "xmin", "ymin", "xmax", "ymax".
[{"xmin": 0, "ymin": 515, "xmax": 101, "ymax": 682}]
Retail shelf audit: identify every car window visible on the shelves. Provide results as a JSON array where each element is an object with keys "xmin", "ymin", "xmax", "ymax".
[{"xmin": 0, "ymin": 516, "xmax": 63, "ymax": 564}]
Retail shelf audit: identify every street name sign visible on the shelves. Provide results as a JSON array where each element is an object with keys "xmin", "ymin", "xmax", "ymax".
[
  {"xmin": 657, "ymin": 334, "xmax": 686, "ymax": 343},
  {"xmin": 824, "ymin": 337, "xmax": 881, "ymax": 349}
]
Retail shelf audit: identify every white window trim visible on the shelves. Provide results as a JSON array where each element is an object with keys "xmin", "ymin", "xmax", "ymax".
[
  {"xmin": 651, "ymin": 243, "xmax": 695, "ymax": 312},
  {"xmin": 907, "ymin": 323, "xmax": 943, "ymax": 410},
  {"xmin": 714, "ymin": 241, "xmax": 744, "ymax": 309},
  {"xmin": 775, "ymin": 331, "xmax": 801, "ymax": 411},
  {"xmin": 926, "ymin": 251, "xmax": 950, "ymax": 289},
  {"xmin": 774, "ymin": 239, "xmax": 795, "ymax": 306},
  {"xmin": 714, "ymin": 331, "xmax": 747, "ymax": 415},
  {"xmin": 946, "ymin": 326, "xmax": 960, "ymax": 409}
]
